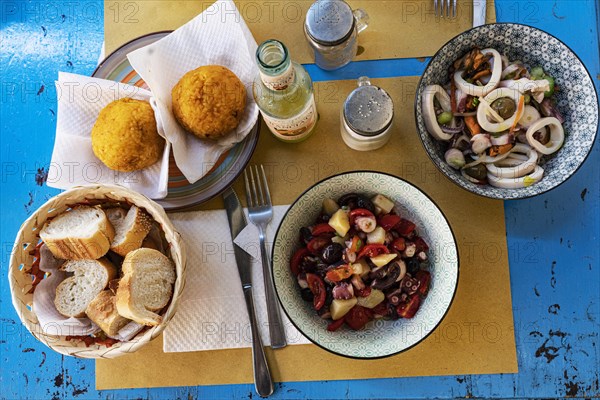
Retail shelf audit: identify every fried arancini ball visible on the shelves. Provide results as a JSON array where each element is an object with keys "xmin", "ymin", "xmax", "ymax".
[
  {"xmin": 171, "ymin": 65, "xmax": 246, "ymax": 139},
  {"xmin": 91, "ymin": 98, "xmax": 164, "ymax": 172}
]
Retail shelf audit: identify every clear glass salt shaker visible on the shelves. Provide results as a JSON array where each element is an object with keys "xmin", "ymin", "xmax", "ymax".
[
  {"xmin": 304, "ymin": 0, "xmax": 369, "ymax": 71},
  {"xmin": 341, "ymin": 77, "xmax": 394, "ymax": 151}
]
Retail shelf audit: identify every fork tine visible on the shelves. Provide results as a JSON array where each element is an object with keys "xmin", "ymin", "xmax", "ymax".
[
  {"xmin": 259, "ymin": 165, "xmax": 272, "ymax": 207},
  {"xmin": 254, "ymin": 165, "xmax": 265, "ymax": 206},
  {"xmin": 452, "ymin": 0, "xmax": 457, "ymax": 17},
  {"xmin": 446, "ymin": 0, "xmax": 450, "ymax": 17},
  {"xmin": 244, "ymin": 169, "xmax": 254, "ymax": 207},
  {"xmin": 434, "ymin": 0, "xmax": 438, "ymax": 16},
  {"xmin": 249, "ymin": 166, "xmax": 259, "ymax": 207}
]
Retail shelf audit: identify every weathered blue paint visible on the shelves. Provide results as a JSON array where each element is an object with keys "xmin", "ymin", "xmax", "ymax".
[{"xmin": 1, "ymin": 0, "xmax": 598, "ymax": 398}]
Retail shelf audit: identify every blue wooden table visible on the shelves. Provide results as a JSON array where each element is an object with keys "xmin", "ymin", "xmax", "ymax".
[{"xmin": 1, "ymin": 1, "xmax": 598, "ymax": 398}]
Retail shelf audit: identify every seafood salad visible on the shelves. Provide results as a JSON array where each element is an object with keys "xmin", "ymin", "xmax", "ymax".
[
  {"xmin": 290, "ymin": 192, "xmax": 431, "ymax": 332},
  {"xmin": 422, "ymin": 47, "xmax": 565, "ymax": 189}
]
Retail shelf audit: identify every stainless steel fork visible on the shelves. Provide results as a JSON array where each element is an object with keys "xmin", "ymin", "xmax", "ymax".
[
  {"xmin": 435, "ymin": 0, "xmax": 457, "ymax": 18},
  {"xmin": 244, "ymin": 165, "xmax": 287, "ymax": 349}
]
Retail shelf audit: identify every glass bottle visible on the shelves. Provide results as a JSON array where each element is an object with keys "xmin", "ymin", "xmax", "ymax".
[{"xmin": 253, "ymin": 39, "xmax": 318, "ymax": 142}]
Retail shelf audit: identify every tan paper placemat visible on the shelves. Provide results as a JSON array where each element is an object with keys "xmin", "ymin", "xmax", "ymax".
[
  {"xmin": 96, "ymin": 77, "xmax": 518, "ymax": 390},
  {"xmin": 104, "ymin": 0, "xmax": 495, "ymax": 62}
]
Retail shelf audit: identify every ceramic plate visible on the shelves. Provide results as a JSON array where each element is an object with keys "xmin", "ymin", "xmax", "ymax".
[
  {"xmin": 272, "ymin": 171, "xmax": 459, "ymax": 359},
  {"xmin": 93, "ymin": 31, "xmax": 259, "ymax": 211},
  {"xmin": 415, "ymin": 23, "xmax": 598, "ymax": 199}
]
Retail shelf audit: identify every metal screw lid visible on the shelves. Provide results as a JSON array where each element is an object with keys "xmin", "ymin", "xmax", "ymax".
[
  {"xmin": 344, "ymin": 77, "xmax": 394, "ymax": 137},
  {"xmin": 305, "ymin": 0, "xmax": 355, "ymax": 46}
]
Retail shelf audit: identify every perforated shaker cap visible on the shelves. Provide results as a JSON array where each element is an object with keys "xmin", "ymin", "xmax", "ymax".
[
  {"xmin": 305, "ymin": 0, "xmax": 355, "ymax": 46},
  {"xmin": 344, "ymin": 77, "xmax": 394, "ymax": 137}
]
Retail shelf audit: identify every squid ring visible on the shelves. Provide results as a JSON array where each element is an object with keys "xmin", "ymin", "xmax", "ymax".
[
  {"xmin": 526, "ymin": 117, "xmax": 565, "ymax": 155},
  {"xmin": 476, "ymin": 88, "xmax": 522, "ymax": 133},
  {"xmin": 422, "ymin": 85, "xmax": 453, "ymax": 141},
  {"xmin": 488, "ymin": 165, "xmax": 544, "ymax": 189}
]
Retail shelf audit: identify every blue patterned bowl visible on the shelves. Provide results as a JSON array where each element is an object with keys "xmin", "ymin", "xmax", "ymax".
[
  {"xmin": 271, "ymin": 171, "xmax": 459, "ymax": 359},
  {"xmin": 415, "ymin": 23, "xmax": 598, "ymax": 199}
]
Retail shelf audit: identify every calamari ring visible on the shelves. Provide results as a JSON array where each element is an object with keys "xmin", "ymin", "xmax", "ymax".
[
  {"xmin": 526, "ymin": 117, "xmax": 564, "ymax": 155},
  {"xmin": 422, "ymin": 85, "xmax": 453, "ymax": 141},
  {"xmin": 454, "ymin": 48, "xmax": 502, "ymax": 97}
]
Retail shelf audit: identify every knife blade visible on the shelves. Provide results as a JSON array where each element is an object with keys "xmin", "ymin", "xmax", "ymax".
[
  {"xmin": 223, "ymin": 187, "xmax": 252, "ymax": 286},
  {"xmin": 222, "ymin": 187, "xmax": 274, "ymax": 397}
]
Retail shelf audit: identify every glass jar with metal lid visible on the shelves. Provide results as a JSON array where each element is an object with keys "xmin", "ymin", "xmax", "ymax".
[
  {"xmin": 304, "ymin": 0, "xmax": 369, "ymax": 71},
  {"xmin": 341, "ymin": 77, "xmax": 394, "ymax": 151}
]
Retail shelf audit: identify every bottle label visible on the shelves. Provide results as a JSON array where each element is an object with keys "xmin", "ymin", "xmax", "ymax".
[
  {"xmin": 262, "ymin": 95, "xmax": 318, "ymax": 138},
  {"xmin": 260, "ymin": 63, "xmax": 295, "ymax": 91}
]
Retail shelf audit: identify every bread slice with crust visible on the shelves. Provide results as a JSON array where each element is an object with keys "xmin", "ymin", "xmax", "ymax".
[
  {"xmin": 85, "ymin": 290, "xmax": 130, "ymax": 336},
  {"xmin": 40, "ymin": 206, "xmax": 115, "ymax": 260},
  {"xmin": 54, "ymin": 258, "xmax": 117, "ymax": 318},
  {"xmin": 115, "ymin": 248, "xmax": 176, "ymax": 326},
  {"xmin": 106, "ymin": 206, "xmax": 153, "ymax": 257}
]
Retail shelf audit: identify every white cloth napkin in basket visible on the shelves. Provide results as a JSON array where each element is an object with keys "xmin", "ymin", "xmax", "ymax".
[{"xmin": 163, "ymin": 205, "xmax": 310, "ymax": 353}]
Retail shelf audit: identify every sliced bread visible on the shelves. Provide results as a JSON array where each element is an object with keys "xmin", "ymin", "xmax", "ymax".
[
  {"xmin": 115, "ymin": 248, "xmax": 176, "ymax": 326},
  {"xmin": 107, "ymin": 206, "xmax": 153, "ymax": 257},
  {"xmin": 54, "ymin": 258, "xmax": 117, "ymax": 318},
  {"xmin": 85, "ymin": 290, "xmax": 130, "ymax": 336},
  {"xmin": 40, "ymin": 206, "xmax": 115, "ymax": 260}
]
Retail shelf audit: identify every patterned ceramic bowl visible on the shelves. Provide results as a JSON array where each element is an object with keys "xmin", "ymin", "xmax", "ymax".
[
  {"xmin": 271, "ymin": 171, "xmax": 459, "ymax": 359},
  {"xmin": 415, "ymin": 23, "xmax": 598, "ymax": 199}
]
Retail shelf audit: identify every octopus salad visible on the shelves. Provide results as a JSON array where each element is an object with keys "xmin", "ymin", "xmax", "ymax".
[
  {"xmin": 290, "ymin": 193, "xmax": 431, "ymax": 332},
  {"xmin": 422, "ymin": 47, "xmax": 565, "ymax": 189}
]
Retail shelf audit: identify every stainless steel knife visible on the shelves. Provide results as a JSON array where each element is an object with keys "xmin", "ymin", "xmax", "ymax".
[{"xmin": 222, "ymin": 187, "xmax": 274, "ymax": 397}]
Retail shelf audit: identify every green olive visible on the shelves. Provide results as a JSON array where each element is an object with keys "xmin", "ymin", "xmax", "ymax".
[
  {"xmin": 490, "ymin": 98, "xmax": 517, "ymax": 120},
  {"xmin": 437, "ymin": 111, "xmax": 453, "ymax": 125},
  {"xmin": 464, "ymin": 163, "xmax": 488, "ymax": 181}
]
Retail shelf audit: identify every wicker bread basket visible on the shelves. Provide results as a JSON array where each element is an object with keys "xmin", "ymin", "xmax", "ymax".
[{"xmin": 8, "ymin": 185, "xmax": 186, "ymax": 358}]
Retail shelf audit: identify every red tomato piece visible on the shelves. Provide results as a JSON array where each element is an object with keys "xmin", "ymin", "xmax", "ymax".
[
  {"xmin": 327, "ymin": 317, "xmax": 345, "ymax": 332},
  {"xmin": 306, "ymin": 236, "xmax": 330, "ymax": 255},
  {"xmin": 414, "ymin": 237, "xmax": 430, "ymax": 253},
  {"xmin": 392, "ymin": 237, "xmax": 406, "ymax": 252},
  {"xmin": 344, "ymin": 305, "xmax": 374, "ymax": 330},
  {"xmin": 371, "ymin": 301, "xmax": 389, "ymax": 317},
  {"xmin": 378, "ymin": 214, "xmax": 402, "ymax": 231},
  {"xmin": 396, "ymin": 294, "xmax": 421, "ymax": 319},
  {"xmin": 396, "ymin": 218, "xmax": 416, "ymax": 236},
  {"xmin": 290, "ymin": 247, "xmax": 310, "ymax": 276},
  {"xmin": 356, "ymin": 286, "xmax": 372, "ymax": 298},
  {"xmin": 325, "ymin": 265, "xmax": 353, "ymax": 282},
  {"xmin": 349, "ymin": 208, "xmax": 375, "ymax": 225},
  {"xmin": 311, "ymin": 223, "xmax": 336, "ymax": 237},
  {"xmin": 357, "ymin": 244, "xmax": 390, "ymax": 259},
  {"xmin": 306, "ymin": 273, "xmax": 326, "ymax": 311},
  {"xmin": 415, "ymin": 270, "xmax": 431, "ymax": 298}
]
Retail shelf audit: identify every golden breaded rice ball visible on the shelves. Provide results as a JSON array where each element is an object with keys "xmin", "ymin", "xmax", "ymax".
[
  {"xmin": 91, "ymin": 98, "xmax": 164, "ymax": 172},
  {"xmin": 171, "ymin": 65, "xmax": 246, "ymax": 139}
]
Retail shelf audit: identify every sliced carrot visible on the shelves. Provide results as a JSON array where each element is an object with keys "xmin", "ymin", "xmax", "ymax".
[
  {"xmin": 489, "ymin": 143, "xmax": 514, "ymax": 157},
  {"xmin": 465, "ymin": 115, "xmax": 482, "ymax": 136},
  {"xmin": 510, "ymin": 95, "xmax": 525, "ymax": 133}
]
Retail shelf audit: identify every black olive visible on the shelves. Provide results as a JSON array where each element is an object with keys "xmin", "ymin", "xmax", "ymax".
[
  {"xmin": 299, "ymin": 227, "xmax": 312, "ymax": 245},
  {"xmin": 324, "ymin": 285, "xmax": 334, "ymax": 308},
  {"xmin": 321, "ymin": 243, "xmax": 344, "ymax": 264},
  {"xmin": 300, "ymin": 256, "xmax": 320, "ymax": 273},
  {"xmin": 406, "ymin": 257, "xmax": 420, "ymax": 275},
  {"xmin": 337, "ymin": 193, "xmax": 359, "ymax": 208},
  {"xmin": 355, "ymin": 196, "xmax": 375, "ymax": 213},
  {"xmin": 300, "ymin": 288, "xmax": 314, "ymax": 302},
  {"xmin": 318, "ymin": 213, "xmax": 330, "ymax": 223}
]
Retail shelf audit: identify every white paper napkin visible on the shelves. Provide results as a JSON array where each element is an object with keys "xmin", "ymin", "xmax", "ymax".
[
  {"xmin": 49, "ymin": 72, "xmax": 170, "ymax": 199},
  {"xmin": 163, "ymin": 206, "xmax": 310, "ymax": 353},
  {"xmin": 127, "ymin": 0, "xmax": 259, "ymax": 185}
]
